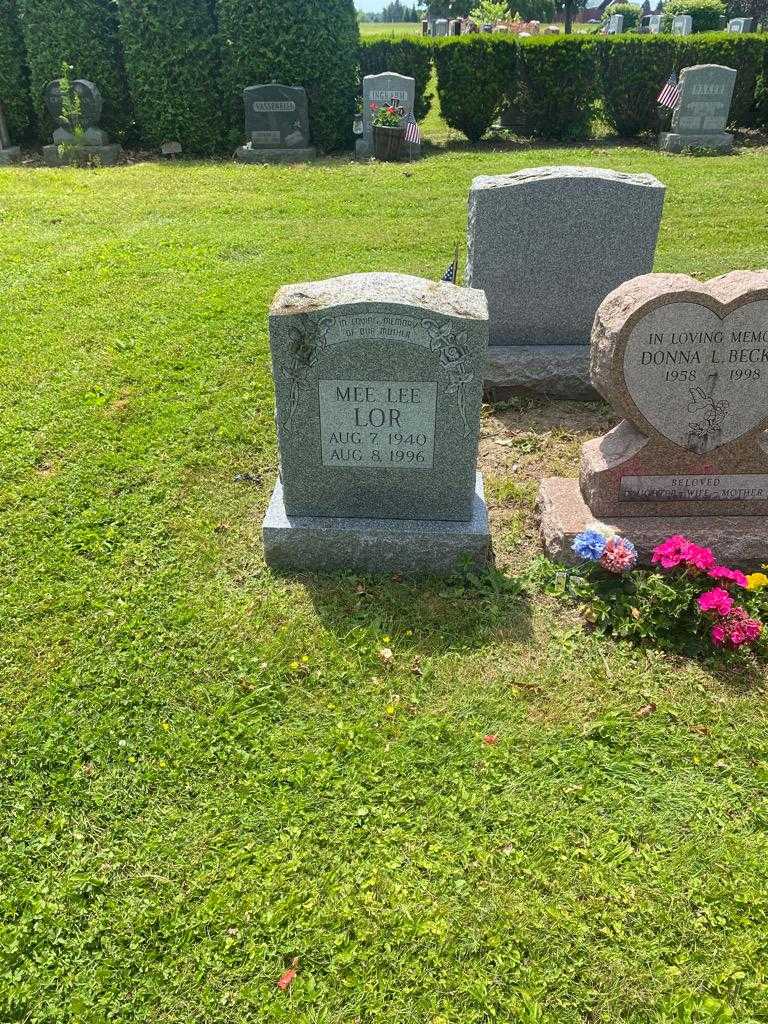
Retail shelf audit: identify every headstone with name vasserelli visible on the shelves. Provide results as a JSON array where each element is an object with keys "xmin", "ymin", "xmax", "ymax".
[
  {"xmin": 262, "ymin": 273, "xmax": 491, "ymax": 575},
  {"xmin": 42, "ymin": 78, "xmax": 122, "ymax": 167},
  {"xmin": 236, "ymin": 83, "xmax": 315, "ymax": 164},
  {"xmin": 659, "ymin": 64, "xmax": 737, "ymax": 154},
  {"xmin": 356, "ymin": 71, "xmax": 419, "ymax": 160},
  {"xmin": 466, "ymin": 166, "xmax": 666, "ymax": 399},
  {"xmin": 538, "ymin": 270, "xmax": 768, "ymax": 567}
]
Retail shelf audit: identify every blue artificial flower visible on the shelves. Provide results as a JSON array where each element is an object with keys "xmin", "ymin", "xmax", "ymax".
[{"xmin": 572, "ymin": 529, "xmax": 608, "ymax": 562}]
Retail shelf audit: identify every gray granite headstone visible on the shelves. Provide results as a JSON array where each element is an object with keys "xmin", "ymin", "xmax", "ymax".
[
  {"xmin": 356, "ymin": 71, "xmax": 419, "ymax": 160},
  {"xmin": 727, "ymin": 17, "xmax": 753, "ymax": 31},
  {"xmin": 660, "ymin": 65, "xmax": 737, "ymax": 154},
  {"xmin": 467, "ymin": 166, "xmax": 666, "ymax": 398},
  {"xmin": 42, "ymin": 78, "xmax": 122, "ymax": 167},
  {"xmin": 262, "ymin": 272, "xmax": 491, "ymax": 574},
  {"xmin": 672, "ymin": 14, "xmax": 692, "ymax": 33},
  {"xmin": 607, "ymin": 13, "xmax": 624, "ymax": 32},
  {"xmin": 236, "ymin": 83, "xmax": 315, "ymax": 164}
]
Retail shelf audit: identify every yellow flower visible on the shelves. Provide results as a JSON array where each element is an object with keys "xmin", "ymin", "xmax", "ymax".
[
  {"xmin": 382, "ymin": 635, "xmax": 391, "ymax": 644},
  {"xmin": 289, "ymin": 660, "xmax": 300, "ymax": 671},
  {"xmin": 301, "ymin": 655, "xmax": 310, "ymax": 664},
  {"xmin": 747, "ymin": 572, "xmax": 768, "ymax": 591}
]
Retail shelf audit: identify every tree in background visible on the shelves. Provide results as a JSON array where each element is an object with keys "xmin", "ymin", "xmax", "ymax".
[
  {"xmin": 512, "ymin": 0, "xmax": 557, "ymax": 19},
  {"xmin": 560, "ymin": 0, "xmax": 588, "ymax": 32},
  {"xmin": 423, "ymin": 0, "xmax": 472, "ymax": 15},
  {"xmin": 601, "ymin": 1, "xmax": 642, "ymax": 27},
  {"xmin": 381, "ymin": 1, "xmax": 422, "ymax": 20},
  {"xmin": 469, "ymin": 0, "xmax": 511, "ymax": 20},
  {"xmin": 725, "ymin": 0, "xmax": 766, "ymax": 22}
]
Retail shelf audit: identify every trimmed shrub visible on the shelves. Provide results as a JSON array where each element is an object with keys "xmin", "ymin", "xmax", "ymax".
[
  {"xmin": 518, "ymin": 36, "xmax": 598, "ymax": 140},
  {"xmin": 602, "ymin": 2, "xmax": 643, "ymax": 29},
  {"xmin": 359, "ymin": 36, "xmax": 433, "ymax": 120},
  {"xmin": 597, "ymin": 35, "xmax": 676, "ymax": 136},
  {"xmin": 217, "ymin": 0, "xmax": 359, "ymax": 153},
  {"xmin": 677, "ymin": 32, "xmax": 767, "ymax": 126},
  {"xmin": 661, "ymin": 0, "xmax": 726, "ymax": 32},
  {"xmin": 433, "ymin": 35, "xmax": 517, "ymax": 141},
  {"xmin": 0, "ymin": 0, "xmax": 34, "ymax": 142},
  {"xmin": 117, "ymin": 0, "xmax": 222, "ymax": 154},
  {"xmin": 17, "ymin": 0, "xmax": 132, "ymax": 140}
]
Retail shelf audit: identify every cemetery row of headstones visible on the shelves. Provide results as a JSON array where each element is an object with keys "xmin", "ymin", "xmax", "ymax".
[{"xmin": 611, "ymin": 13, "xmax": 754, "ymax": 33}]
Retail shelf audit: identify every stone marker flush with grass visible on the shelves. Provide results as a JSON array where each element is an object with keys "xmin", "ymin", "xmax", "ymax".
[
  {"xmin": 538, "ymin": 269, "xmax": 768, "ymax": 568},
  {"xmin": 263, "ymin": 273, "xmax": 490, "ymax": 575}
]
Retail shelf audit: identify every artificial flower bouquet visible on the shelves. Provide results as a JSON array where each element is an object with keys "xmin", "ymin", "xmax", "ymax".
[
  {"xmin": 553, "ymin": 526, "xmax": 767, "ymax": 658},
  {"xmin": 369, "ymin": 99, "xmax": 405, "ymax": 129}
]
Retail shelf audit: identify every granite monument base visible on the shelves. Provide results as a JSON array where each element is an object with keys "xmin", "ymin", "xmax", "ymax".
[
  {"xmin": 0, "ymin": 147, "xmax": 21, "ymax": 165},
  {"xmin": 485, "ymin": 345, "xmax": 596, "ymax": 400},
  {"xmin": 537, "ymin": 477, "xmax": 768, "ymax": 569},
  {"xmin": 235, "ymin": 146, "xmax": 316, "ymax": 165},
  {"xmin": 264, "ymin": 473, "xmax": 491, "ymax": 575},
  {"xmin": 43, "ymin": 143, "xmax": 122, "ymax": 167},
  {"xmin": 659, "ymin": 131, "xmax": 733, "ymax": 154}
]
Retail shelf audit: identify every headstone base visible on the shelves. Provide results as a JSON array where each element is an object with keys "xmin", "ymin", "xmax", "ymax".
[
  {"xmin": 659, "ymin": 131, "xmax": 733, "ymax": 154},
  {"xmin": 263, "ymin": 473, "xmax": 491, "ymax": 576},
  {"xmin": 484, "ymin": 345, "xmax": 596, "ymax": 400},
  {"xmin": 0, "ymin": 147, "xmax": 21, "ymax": 165},
  {"xmin": 235, "ymin": 146, "xmax": 316, "ymax": 164},
  {"xmin": 43, "ymin": 143, "xmax": 122, "ymax": 167},
  {"xmin": 355, "ymin": 138, "xmax": 422, "ymax": 161},
  {"xmin": 537, "ymin": 477, "xmax": 768, "ymax": 569}
]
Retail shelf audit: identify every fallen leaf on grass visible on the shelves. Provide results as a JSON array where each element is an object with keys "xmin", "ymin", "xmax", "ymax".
[
  {"xmin": 483, "ymin": 734, "xmax": 499, "ymax": 745},
  {"xmin": 378, "ymin": 647, "xmax": 394, "ymax": 666},
  {"xmin": 635, "ymin": 703, "xmax": 657, "ymax": 718},
  {"xmin": 277, "ymin": 958, "xmax": 299, "ymax": 991},
  {"xmin": 355, "ymin": 582, "xmax": 366, "ymax": 595}
]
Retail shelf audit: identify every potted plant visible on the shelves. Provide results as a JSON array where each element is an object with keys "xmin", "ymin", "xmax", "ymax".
[{"xmin": 370, "ymin": 99, "xmax": 405, "ymax": 162}]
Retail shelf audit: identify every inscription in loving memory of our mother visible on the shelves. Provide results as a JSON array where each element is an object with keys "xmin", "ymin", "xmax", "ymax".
[{"xmin": 622, "ymin": 300, "xmax": 768, "ymax": 455}]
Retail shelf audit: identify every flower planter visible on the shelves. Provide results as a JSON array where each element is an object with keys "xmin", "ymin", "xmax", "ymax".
[{"xmin": 373, "ymin": 125, "xmax": 404, "ymax": 162}]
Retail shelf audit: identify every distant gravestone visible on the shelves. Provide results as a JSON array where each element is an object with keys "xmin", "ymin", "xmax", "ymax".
[
  {"xmin": 0, "ymin": 101, "xmax": 21, "ymax": 165},
  {"xmin": 236, "ymin": 84, "xmax": 315, "ymax": 164},
  {"xmin": 356, "ymin": 71, "xmax": 419, "ymax": 160},
  {"xmin": 42, "ymin": 78, "xmax": 122, "ymax": 167},
  {"xmin": 660, "ymin": 64, "xmax": 737, "ymax": 154},
  {"xmin": 727, "ymin": 16, "xmax": 753, "ymax": 31},
  {"xmin": 646, "ymin": 14, "xmax": 663, "ymax": 31},
  {"xmin": 466, "ymin": 166, "xmax": 666, "ymax": 398},
  {"xmin": 450, "ymin": 18, "xmax": 462, "ymax": 34},
  {"xmin": 434, "ymin": 18, "xmax": 449, "ymax": 35},
  {"xmin": 672, "ymin": 13, "xmax": 693, "ymax": 33},
  {"xmin": 262, "ymin": 273, "xmax": 491, "ymax": 574},
  {"xmin": 607, "ymin": 13, "xmax": 624, "ymax": 32},
  {"xmin": 538, "ymin": 270, "xmax": 768, "ymax": 567}
]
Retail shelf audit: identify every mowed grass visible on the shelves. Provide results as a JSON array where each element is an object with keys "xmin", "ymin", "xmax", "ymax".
[
  {"xmin": 1, "ymin": 140, "xmax": 768, "ymax": 1024},
  {"xmin": 359, "ymin": 20, "xmax": 423, "ymax": 36}
]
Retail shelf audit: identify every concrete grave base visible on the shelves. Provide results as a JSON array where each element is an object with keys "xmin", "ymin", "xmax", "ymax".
[
  {"xmin": 0, "ymin": 147, "xmax": 21, "ymax": 165},
  {"xmin": 659, "ymin": 131, "xmax": 733, "ymax": 154},
  {"xmin": 537, "ymin": 477, "xmax": 768, "ymax": 569},
  {"xmin": 235, "ymin": 146, "xmax": 316, "ymax": 164},
  {"xmin": 43, "ymin": 143, "xmax": 122, "ymax": 167},
  {"xmin": 263, "ymin": 473, "xmax": 491, "ymax": 576},
  {"xmin": 484, "ymin": 345, "xmax": 596, "ymax": 400}
]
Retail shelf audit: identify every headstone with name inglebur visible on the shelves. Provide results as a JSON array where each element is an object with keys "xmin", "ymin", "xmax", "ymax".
[
  {"xmin": 42, "ymin": 78, "xmax": 122, "ymax": 167},
  {"xmin": 660, "ymin": 65, "xmax": 737, "ymax": 154},
  {"xmin": 236, "ymin": 84, "xmax": 315, "ymax": 164},
  {"xmin": 467, "ymin": 166, "xmax": 665, "ymax": 398},
  {"xmin": 538, "ymin": 270, "xmax": 768, "ymax": 567},
  {"xmin": 262, "ymin": 273, "xmax": 491, "ymax": 574},
  {"xmin": 356, "ymin": 71, "xmax": 420, "ymax": 160}
]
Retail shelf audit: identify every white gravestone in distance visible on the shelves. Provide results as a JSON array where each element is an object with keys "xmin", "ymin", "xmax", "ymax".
[
  {"xmin": 262, "ymin": 273, "xmax": 491, "ymax": 575},
  {"xmin": 672, "ymin": 14, "xmax": 693, "ymax": 33},
  {"xmin": 356, "ymin": 71, "xmax": 420, "ymax": 160},
  {"xmin": 466, "ymin": 166, "xmax": 666, "ymax": 399},
  {"xmin": 607, "ymin": 13, "xmax": 624, "ymax": 32},
  {"xmin": 660, "ymin": 64, "xmax": 737, "ymax": 155},
  {"xmin": 727, "ymin": 17, "xmax": 753, "ymax": 31},
  {"xmin": 434, "ymin": 18, "xmax": 449, "ymax": 35}
]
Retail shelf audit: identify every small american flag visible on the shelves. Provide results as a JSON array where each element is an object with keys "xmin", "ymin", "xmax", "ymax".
[
  {"xmin": 403, "ymin": 111, "xmax": 421, "ymax": 146},
  {"xmin": 657, "ymin": 71, "xmax": 681, "ymax": 110},
  {"xmin": 441, "ymin": 244, "xmax": 459, "ymax": 284}
]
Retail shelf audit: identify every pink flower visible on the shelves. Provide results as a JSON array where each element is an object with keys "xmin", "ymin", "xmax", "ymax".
[
  {"xmin": 707, "ymin": 566, "xmax": 748, "ymax": 589},
  {"xmin": 599, "ymin": 536, "xmax": 638, "ymax": 574},
  {"xmin": 652, "ymin": 535, "xmax": 693, "ymax": 570},
  {"xmin": 711, "ymin": 623, "xmax": 727, "ymax": 647},
  {"xmin": 685, "ymin": 544, "xmax": 716, "ymax": 571},
  {"xmin": 697, "ymin": 588, "xmax": 734, "ymax": 616}
]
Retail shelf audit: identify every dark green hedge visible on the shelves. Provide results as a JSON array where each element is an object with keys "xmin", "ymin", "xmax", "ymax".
[
  {"xmin": 679, "ymin": 32, "xmax": 766, "ymax": 127},
  {"xmin": 359, "ymin": 36, "xmax": 433, "ymax": 120},
  {"xmin": 433, "ymin": 35, "xmax": 517, "ymax": 142},
  {"xmin": 518, "ymin": 36, "xmax": 598, "ymax": 140},
  {"xmin": 217, "ymin": 0, "xmax": 359, "ymax": 153},
  {"xmin": 17, "ymin": 0, "xmax": 132, "ymax": 140},
  {"xmin": 117, "ymin": 0, "xmax": 222, "ymax": 154},
  {"xmin": 662, "ymin": 0, "xmax": 726, "ymax": 32},
  {"xmin": 0, "ymin": 0, "xmax": 33, "ymax": 142},
  {"xmin": 597, "ymin": 35, "xmax": 676, "ymax": 136}
]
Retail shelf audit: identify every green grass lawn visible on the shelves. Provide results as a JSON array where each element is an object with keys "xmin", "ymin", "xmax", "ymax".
[
  {"xmin": 359, "ymin": 20, "xmax": 423, "ymax": 36},
  {"xmin": 2, "ymin": 140, "xmax": 768, "ymax": 1024}
]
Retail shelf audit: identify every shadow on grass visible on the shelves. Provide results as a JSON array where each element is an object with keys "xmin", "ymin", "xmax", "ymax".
[{"xmin": 302, "ymin": 562, "xmax": 533, "ymax": 654}]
